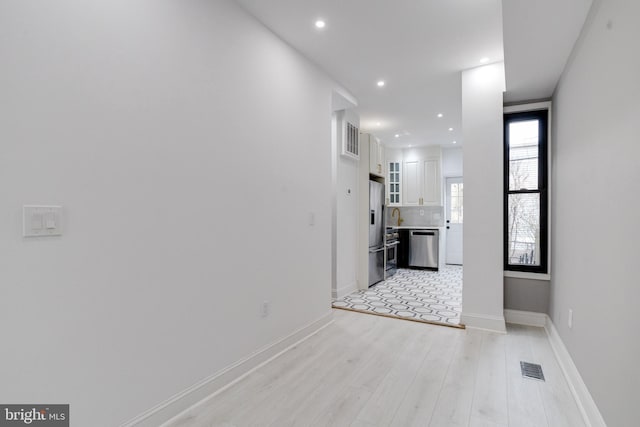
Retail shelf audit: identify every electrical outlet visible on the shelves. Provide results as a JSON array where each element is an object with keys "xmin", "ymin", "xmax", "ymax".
[
  {"xmin": 419, "ymin": 209, "xmax": 425, "ymax": 216},
  {"xmin": 568, "ymin": 309, "xmax": 573, "ymax": 329},
  {"xmin": 261, "ymin": 301, "xmax": 270, "ymax": 318}
]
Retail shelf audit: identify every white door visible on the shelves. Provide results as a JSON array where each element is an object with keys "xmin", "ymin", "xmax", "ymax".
[{"xmin": 445, "ymin": 177, "xmax": 463, "ymax": 265}]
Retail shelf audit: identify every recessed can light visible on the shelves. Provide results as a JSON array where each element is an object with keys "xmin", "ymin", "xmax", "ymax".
[
  {"xmin": 437, "ymin": 113, "xmax": 443, "ymax": 118},
  {"xmin": 448, "ymin": 127, "xmax": 453, "ymax": 131},
  {"xmin": 377, "ymin": 80, "xmax": 385, "ymax": 87},
  {"xmin": 315, "ymin": 20, "xmax": 326, "ymax": 29},
  {"xmin": 452, "ymin": 140, "xmax": 457, "ymax": 144},
  {"xmin": 480, "ymin": 57, "xmax": 490, "ymax": 64},
  {"xmin": 394, "ymin": 134, "xmax": 400, "ymax": 138}
]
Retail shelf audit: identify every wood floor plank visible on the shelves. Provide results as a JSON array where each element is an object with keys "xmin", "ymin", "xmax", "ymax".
[
  {"xmin": 504, "ymin": 324, "xmax": 549, "ymax": 427},
  {"xmin": 164, "ymin": 311, "xmax": 587, "ymax": 427},
  {"xmin": 266, "ymin": 313, "xmax": 417, "ymax": 426},
  {"xmin": 469, "ymin": 332, "xmax": 508, "ymax": 426},
  {"xmin": 427, "ymin": 329, "xmax": 483, "ymax": 427},
  {"xmin": 526, "ymin": 327, "xmax": 586, "ymax": 427},
  {"xmin": 388, "ymin": 328, "xmax": 460, "ymax": 427},
  {"xmin": 351, "ymin": 322, "xmax": 441, "ymax": 425}
]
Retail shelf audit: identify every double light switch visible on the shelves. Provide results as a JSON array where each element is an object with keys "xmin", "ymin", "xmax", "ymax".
[{"xmin": 23, "ymin": 205, "xmax": 63, "ymax": 237}]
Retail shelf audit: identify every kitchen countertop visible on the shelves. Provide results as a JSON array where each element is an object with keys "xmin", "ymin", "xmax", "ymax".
[{"xmin": 390, "ymin": 226, "xmax": 444, "ymax": 230}]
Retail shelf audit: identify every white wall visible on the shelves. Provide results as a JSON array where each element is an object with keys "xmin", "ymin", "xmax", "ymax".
[
  {"xmin": 551, "ymin": 1, "xmax": 640, "ymax": 425},
  {"xmin": 441, "ymin": 147, "xmax": 463, "ymax": 178},
  {"xmin": 335, "ymin": 110, "xmax": 359, "ymax": 297},
  {"xmin": 0, "ymin": 1, "xmax": 340, "ymax": 425},
  {"xmin": 461, "ymin": 63, "xmax": 506, "ymax": 332}
]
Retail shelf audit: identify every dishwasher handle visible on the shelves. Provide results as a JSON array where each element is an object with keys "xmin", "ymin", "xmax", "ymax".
[{"xmin": 410, "ymin": 230, "xmax": 436, "ymax": 236}]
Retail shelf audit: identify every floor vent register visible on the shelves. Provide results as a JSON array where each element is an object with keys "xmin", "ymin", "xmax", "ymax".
[{"xmin": 520, "ymin": 361, "xmax": 545, "ymax": 381}]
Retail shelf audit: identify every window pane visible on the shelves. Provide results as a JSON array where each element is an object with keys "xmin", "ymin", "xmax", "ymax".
[
  {"xmin": 509, "ymin": 120, "xmax": 539, "ymax": 191},
  {"xmin": 507, "ymin": 193, "xmax": 541, "ymax": 266}
]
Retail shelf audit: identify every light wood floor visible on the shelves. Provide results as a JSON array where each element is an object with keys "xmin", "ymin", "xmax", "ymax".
[{"xmin": 165, "ymin": 310, "xmax": 585, "ymax": 427}]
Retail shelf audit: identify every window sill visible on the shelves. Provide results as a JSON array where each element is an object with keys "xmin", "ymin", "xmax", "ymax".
[{"xmin": 503, "ymin": 270, "xmax": 550, "ymax": 281}]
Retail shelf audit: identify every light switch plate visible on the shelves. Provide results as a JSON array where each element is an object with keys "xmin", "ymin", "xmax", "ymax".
[{"xmin": 23, "ymin": 205, "xmax": 63, "ymax": 237}]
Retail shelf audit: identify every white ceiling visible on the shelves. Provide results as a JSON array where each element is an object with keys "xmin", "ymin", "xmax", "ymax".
[
  {"xmin": 502, "ymin": 0, "xmax": 593, "ymax": 103},
  {"xmin": 235, "ymin": 0, "xmax": 591, "ymax": 148}
]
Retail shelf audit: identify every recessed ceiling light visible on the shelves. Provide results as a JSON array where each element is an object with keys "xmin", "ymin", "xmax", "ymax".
[
  {"xmin": 315, "ymin": 20, "xmax": 326, "ymax": 29},
  {"xmin": 452, "ymin": 140, "xmax": 457, "ymax": 144},
  {"xmin": 480, "ymin": 57, "xmax": 490, "ymax": 64},
  {"xmin": 408, "ymin": 145, "xmax": 412, "ymax": 148},
  {"xmin": 377, "ymin": 80, "xmax": 385, "ymax": 87},
  {"xmin": 437, "ymin": 113, "xmax": 443, "ymax": 118},
  {"xmin": 448, "ymin": 127, "xmax": 453, "ymax": 131},
  {"xmin": 394, "ymin": 134, "xmax": 400, "ymax": 138},
  {"xmin": 376, "ymin": 122, "xmax": 381, "ymax": 126}
]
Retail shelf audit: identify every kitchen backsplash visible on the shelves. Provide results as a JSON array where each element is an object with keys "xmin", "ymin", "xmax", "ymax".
[{"xmin": 386, "ymin": 206, "xmax": 444, "ymax": 227}]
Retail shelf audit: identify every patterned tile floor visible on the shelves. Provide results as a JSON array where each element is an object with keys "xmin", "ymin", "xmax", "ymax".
[{"xmin": 332, "ymin": 266, "xmax": 463, "ymax": 327}]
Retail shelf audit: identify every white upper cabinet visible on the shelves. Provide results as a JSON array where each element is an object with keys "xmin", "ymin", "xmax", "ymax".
[
  {"xmin": 387, "ymin": 161, "xmax": 402, "ymax": 205},
  {"xmin": 422, "ymin": 158, "xmax": 441, "ymax": 205},
  {"xmin": 402, "ymin": 147, "xmax": 442, "ymax": 206},
  {"xmin": 403, "ymin": 159, "xmax": 420, "ymax": 205},
  {"xmin": 364, "ymin": 133, "xmax": 385, "ymax": 178}
]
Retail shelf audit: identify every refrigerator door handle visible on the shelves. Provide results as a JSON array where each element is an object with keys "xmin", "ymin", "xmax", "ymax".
[
  {"xmin": 369, "ymin": 247, "xmax": 385, "ymax": 254},
  {"xmin": 370, "ymin": 209, "xmax": 375, "ymax": 225}
]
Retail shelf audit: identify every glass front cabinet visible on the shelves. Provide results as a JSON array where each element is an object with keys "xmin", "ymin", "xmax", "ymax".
[{"xmin": 387, "ymin": 161, "xmax": 401, "ymax": 206}]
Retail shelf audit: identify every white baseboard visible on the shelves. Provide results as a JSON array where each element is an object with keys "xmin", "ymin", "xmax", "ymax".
[
  {"xmin": 504, "ymin": 309, "xmax": 547, "ymax": 327},
  {"xmin": 544, "ymin": 317, "xmax": 607, "ymax": 427},
  {"xmin": 460, "ymin": 312, "xmax": 506, "ymax": 333},
  {"xmin": 121, "ymin": 311, "xmax": 334, "ymax": 427},
  {"xmin": 333, "ymin": 281, "xmax": 357, "ymax": 299}
]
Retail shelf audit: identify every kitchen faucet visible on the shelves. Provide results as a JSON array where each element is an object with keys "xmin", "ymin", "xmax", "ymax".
[{"xmin": 391, "ymin": 207, "xmax": 404, "ymax": 227}]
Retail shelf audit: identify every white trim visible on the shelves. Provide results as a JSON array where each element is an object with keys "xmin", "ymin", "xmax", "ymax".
[
  {"xmin": 504, "ymin": 309, "xmax": 547, "ymax": 327},
  {"xmin": 504, "ymin": 270, "xmax": 551, "ymax": 281},
  {"xmin": 121, "ymin": 311, "xmax": 334, "ymax": 427},
  {"xmin": 544, "ymin": 316, "xmax": 607, "ymax": 427},
  {"xmin": 333, "ymin": 281, "xmax": 358, "ymax": 299},
  {"xmin": 503, "ymin": 101, "xmax": 551, "ymax": 113},
  {"xmin": 460, "ymin": 312, "xmax": 506, "ymax": 333},
  {"xmin": 503, "ymin": 101, "xmax": 552, "ymax": 280}
]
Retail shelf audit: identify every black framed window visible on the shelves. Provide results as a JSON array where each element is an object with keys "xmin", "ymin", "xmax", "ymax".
[{"xmin": 504, "ymin": 110, "xmax": 548, "ymax": 273}]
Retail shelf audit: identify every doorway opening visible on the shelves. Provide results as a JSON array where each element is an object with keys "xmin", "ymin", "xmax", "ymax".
[{"xmin": 445, "ymin": 177, "xmax": 463, "ymax": 265}]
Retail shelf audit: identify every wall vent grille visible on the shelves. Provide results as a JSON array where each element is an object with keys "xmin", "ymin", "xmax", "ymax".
[{"xmin": 343, "ymin": 122, "xmax": 359, "ymax": 159}]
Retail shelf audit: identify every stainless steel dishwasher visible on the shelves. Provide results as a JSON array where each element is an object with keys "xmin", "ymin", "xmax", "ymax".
[{"xmin": 409, "ymin": 229, "xmax": 439, "ymax": 269}]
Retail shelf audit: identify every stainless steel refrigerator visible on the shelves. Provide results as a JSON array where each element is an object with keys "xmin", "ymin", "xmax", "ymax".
[{"xmin": 368, "ymin": 180, "xmax": 385, "ymax": 286}]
